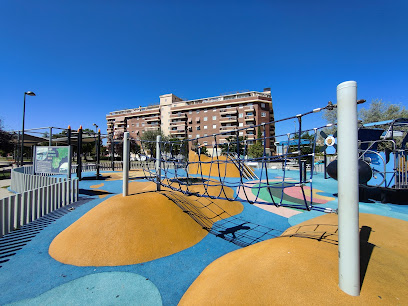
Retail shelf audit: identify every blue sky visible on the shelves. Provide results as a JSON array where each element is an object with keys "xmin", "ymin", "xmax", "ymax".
[{"xmin": 0, "ymin": 0, "xmax": 407, "ymax": 137}]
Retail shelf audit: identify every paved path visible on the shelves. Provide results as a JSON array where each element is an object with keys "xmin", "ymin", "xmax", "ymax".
[{"xmin": 0, "ymin": 178, "xmax": 13, "ymax": 199}]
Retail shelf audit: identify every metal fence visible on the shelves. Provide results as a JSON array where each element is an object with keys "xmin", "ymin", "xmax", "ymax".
[
  {"xmin": 71, "ymin": 161, "xmax": 157, "ymax": 173},
  {"xmin": 1, "ymin": 166, "xmax": 79, "ymax": 237}
]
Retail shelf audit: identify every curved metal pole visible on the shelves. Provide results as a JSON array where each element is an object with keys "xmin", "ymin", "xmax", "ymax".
[{"xmin": 21, "ymin": 93, "xmax": 26, "ymax": 166}]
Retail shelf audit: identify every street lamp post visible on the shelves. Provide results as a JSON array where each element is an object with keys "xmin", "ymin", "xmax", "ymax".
[
  {"xmin": 21, "ymin": 91, "xmax": 36, "ymax": 166},
  {"xmin": 93, "ymin": 123, "xmax": 98, "ymax": 158}
]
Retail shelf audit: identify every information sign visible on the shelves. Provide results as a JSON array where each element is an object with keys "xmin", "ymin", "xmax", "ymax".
[{"xmin": 34, "ymin": 146, "xmax": 71, "ymax": 175}]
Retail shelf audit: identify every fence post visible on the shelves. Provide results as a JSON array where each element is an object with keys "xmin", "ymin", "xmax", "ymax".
[
  {"xmin": 337, "ymin": 80, "xmax": 360, "ymax": 296},
  {"xmin": 156, "ymin": 135, "xmax": 161, "ymax": 191},
  {"xmin": 123, "ymin": 132, "xmax": 130, "ymax": 197}
]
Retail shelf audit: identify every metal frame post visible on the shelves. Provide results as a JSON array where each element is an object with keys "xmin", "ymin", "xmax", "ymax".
[
  {"xmin": 67, "ymin": 126, "xmax": 72, "ymax": 180},
  {"xmin": 111, "ymin": 134, "xmax": 114, "ymax": 171},
  {"xmin": 96, "ymin": 129, "xmax": 100, "ymax": 179},
  {"xmin": 49, "ymin": 127, "xmax": 52, "ymax": 146},
  {"xmin": 77, "ymin": 126, "xmax": 82, "ymax": 181},
  {"xmin": 122, "ymin": 132, "xmax": 130, "ymax": 196},
  {"xmin": 156, "ymin": 135, "xmax": 161, "ymax": 191},
  {"xmin": 337, "ymin": 81, "xmax": 360, "ymax": 296}
]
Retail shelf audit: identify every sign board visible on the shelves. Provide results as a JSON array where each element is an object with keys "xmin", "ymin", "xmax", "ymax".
[{"xmin": 34, "ymin": 146, "xmax": 71, "ymax": 175}]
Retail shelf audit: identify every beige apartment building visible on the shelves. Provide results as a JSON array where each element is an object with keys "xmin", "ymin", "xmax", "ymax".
[{"xmin": 106, "ymin": 88, "xmax": 275, "ymax": 155}]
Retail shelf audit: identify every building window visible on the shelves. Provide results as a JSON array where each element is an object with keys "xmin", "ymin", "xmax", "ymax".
[
  {"xmin": 204, "ymin": 117, "xmax": 208, "ymax": 121},
  {"xmin": 239, "ymin": 132, "xmax": 243, "ymax": 136},
  {"xmin": 239, "ymin": 113, "xmax": 243, "ymax": 118},
  {"xmin": 204, "ymin": 133, "xmax": 207, "ymax": 137},
  {"xmin": 204, "ymin": 125, "xmax": 208, "ymax": 129},
  {"xmin": 136, "ymin": 123, "xmax": 139, "ymax": 127},
  {"xmin": 239, "ymin": 122, "xmax": 243, "ymax": 127},
  {"xmin": 196, "ymin": 134, "xmax": 200, "ymax": 138},
  {"xmin": 203, "ymin": 141, "xmax": 208, "ymax": 145},
  {"xmin": 188, "ymin": 135, "xmax": 192, "ymax": 138},
  {"xmin": 197, "ymin": 126, "xmax": 201, "ymax": 130},
  {"xmin": 204, "ymin": 108, "xmax": 207, "ymax": 112},
  {"xmin": 261, "ymin": 103, "xmax": 265, "ymax": 108},
  {"xmin": 261, "ymin": 112, "xmax": 266, "ymax": 117},
  {"xmin": 247, "ymin": 112, "xmax": 253, "ymax": 116},
  {"xmin": 213, "ymin": 124, "xmax": 216, "ymax": 129},
  {"xmin": 142, "ymin": 123, "xmax": 145, "ymax": 126},
  {"xmin": 189, "ymin": 110, "xmax": 192, "ymax": 114},
  {"xmin": 196, "ymin": 110, "xmax": 200, "ymax": 114},
  {"xmin": 239, "ymin": 104, "xmax": 243, "ymax": 108},
  {"xmin": 212, "ymin": 115, "xmax": 216, "ymax": 120},
  {"xmin": 213, "ymin": 108, "xmax": 217, "ymax": 112}
]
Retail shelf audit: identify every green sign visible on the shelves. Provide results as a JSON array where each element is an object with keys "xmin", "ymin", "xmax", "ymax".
[{"xmin": 34, "ymin": 146, "xmax": 71, "ymax": 174}]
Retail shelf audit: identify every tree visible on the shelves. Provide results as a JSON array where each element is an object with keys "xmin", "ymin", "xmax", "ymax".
[
  {"xmin": 248, "ymin": 142, "xmax": 263, "ymax": 158},
  {"xmin": 359, "ymin": 99, "xmax": 408, "ymax": 124},
  {"xmin": 220, "ymin": 136, "xmax": 245, "ymax": 156},
  {"xmin": 130, "ymin": 140, "xmax": 141, "ymax": 155},
  {"xmin": 291, "ymin": 131, "xmax": 315, "ymax": 164},
  {"xmin": 140, "ymin": 130, "xmax": 167, "ymax": 157},
  {"xmin": 323, "ymin": 99, "xmax": 408, "ymax": 126},
  {"xmin": 0, "ymin": 119, "xmax": 13, "ymax": 157}
]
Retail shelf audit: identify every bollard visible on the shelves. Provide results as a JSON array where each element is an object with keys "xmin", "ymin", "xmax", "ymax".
[{"xmin": 337, "ymin": 81, "xmax": 360, "ymax": 296}]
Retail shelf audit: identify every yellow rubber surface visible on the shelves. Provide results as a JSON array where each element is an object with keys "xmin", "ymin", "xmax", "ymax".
[
  {"xmin": 179, "ymin": 213, "xmax": 408, "ymax": 305},
  {"xmin": 188, "ymin": 151, "xmax": 241, "ymax": 177},
  {"xmin": 49, "ymin": 181, "xmax": 243, "ymax": 266},
  {"xmin": 100, "ymin": 170, "xmax": 148, "ymax": 181}
]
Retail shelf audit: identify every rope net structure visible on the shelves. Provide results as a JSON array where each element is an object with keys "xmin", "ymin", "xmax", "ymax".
[
  {"xmin": 138, "ymin": 103, "xmax": 335, "ymax": 212},
  {"xmin": 134, "ymin": 103, "xmax": 337, "ymax": 247}
]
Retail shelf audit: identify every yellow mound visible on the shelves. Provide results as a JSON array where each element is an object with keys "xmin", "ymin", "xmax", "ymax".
[
  {"xmin": 100, "ymin": 170, "xmax": 148, "ymax": 181},
  {"xmin": 49, "ymin": 182, "xmax": 243, "ymax": 266},
  {"xmin": 188, "ymin": 151, "xmax": 241, "ymax": 178},
  {"xmin": 179, "ymin": 213, "xmax": 408, "ymax": 305}
]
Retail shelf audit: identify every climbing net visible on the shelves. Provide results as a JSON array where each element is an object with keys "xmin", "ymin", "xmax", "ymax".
[{"xmin": 139, "ymin": 103, "xmax": 336, "ymax": 212}]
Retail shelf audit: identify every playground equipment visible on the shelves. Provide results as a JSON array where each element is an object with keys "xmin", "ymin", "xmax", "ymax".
[
  {"xmin": 327, "ymin": 118, "xmax": 408, "ymax": 204},
  {"xmin": 126, "ymin": 80, "xmax": 362, "ymax": 296}
]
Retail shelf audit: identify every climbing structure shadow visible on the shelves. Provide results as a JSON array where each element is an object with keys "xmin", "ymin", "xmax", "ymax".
[{"xmin": 160, "ymin": 190, "xmax": 282, "ymax": 247}]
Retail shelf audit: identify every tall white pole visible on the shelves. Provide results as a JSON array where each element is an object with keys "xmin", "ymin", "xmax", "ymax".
[
  {"xmin": 123, "ymin": 132, "xmax": 130, "ymax": 197},
  {"xmin": 337, "ymin": 81, "xmax": 360, "ymax": 296},
  {"xmin": 156, "ymin": 135, "xmax": 161, "ymax": 191}
]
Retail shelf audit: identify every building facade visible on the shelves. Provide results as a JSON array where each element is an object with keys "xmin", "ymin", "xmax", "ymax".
[{"xmin": 106, "ymin": 88, "xmax": 275, "ymax": 154}]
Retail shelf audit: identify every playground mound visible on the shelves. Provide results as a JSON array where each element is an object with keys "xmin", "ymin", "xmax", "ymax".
[
  {"xmin": 49, "ymin": 181, "xmax": 243, "ymax": 266},
  {"xmin": 179, "ymin": 213, "xmax": 408, "ymax": 305},
  {"xmin": 188, "ymin": 151, "xmax": 241, "ymax": 177},
  {"xmin": 100, "ymin": 170, "xmax": 148, "ymax": 181}
]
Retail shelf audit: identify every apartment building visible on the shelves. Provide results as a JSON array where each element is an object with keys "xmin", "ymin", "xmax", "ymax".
[{"xmin": 106, "ymin": 88, "xmax": 275, "ymax": 154}]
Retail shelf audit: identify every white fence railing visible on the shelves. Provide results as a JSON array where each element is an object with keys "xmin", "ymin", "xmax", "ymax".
[
  {"xmin": 11, "ymin": 165, "xmax": 63, "ymax": 194},
  {"xmin": 1, "ymin": 166, "xmax": 79, "ymax": 237}
]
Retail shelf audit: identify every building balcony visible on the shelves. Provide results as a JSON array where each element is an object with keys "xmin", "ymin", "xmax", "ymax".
[
  {"xmin": 220, "ymin": 126, "xmax": 236, "ymax": 131},
  {"xmin": 170, "ymin": 113, "xmax": 187, "ymax": 120},
  {"xmin": 219, "ymin": 108, "xmax": 237, "ymax": 114},
  {"xmin": 170, "ymin": 121, "xmax": 186, "ymax": 127},
  {"xmin": 245, "ymin": 116, "xmax": 256, "ymax": 122},
  {"xmin": 170, "ymin": 129, "xmax": 186, "ymax": 135},
  {"xmin": 219, "ymin": 116, "xmax": 237, "ymax": 123},
  {"xmin": 145, "ymin": 126, "xmax": 160, "ymax": 131},
  {"xmin": 145, "ymin": 116, "xmax": 160, "ymax": 122},
  {"xmin": 244, "ymin": 108, "xmax": 255, "ymax": 113}
]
